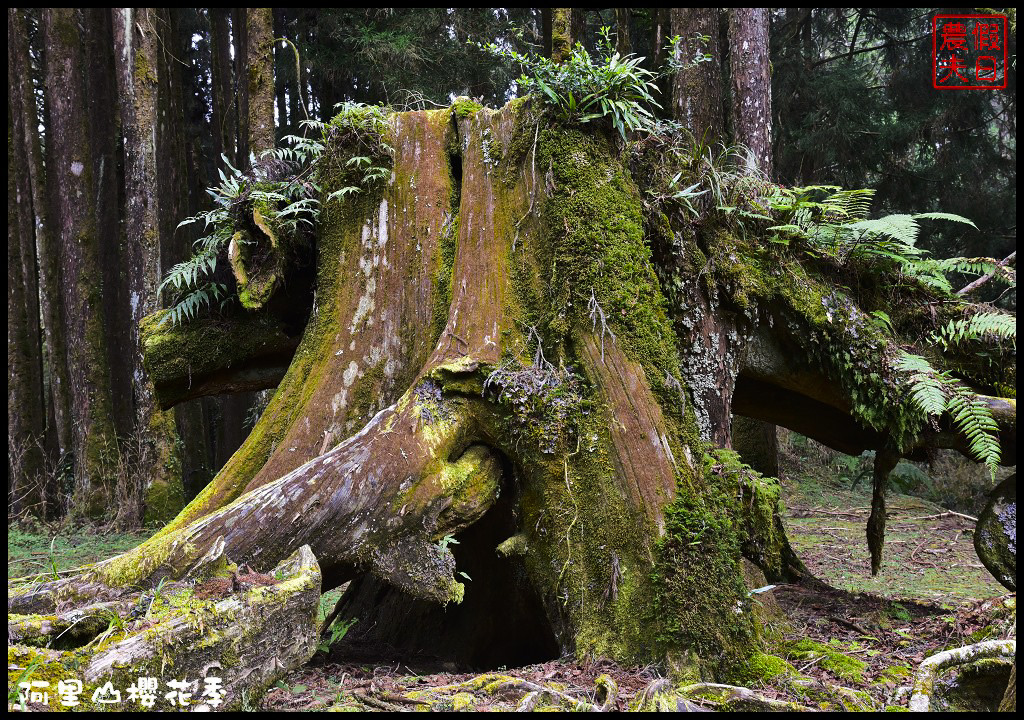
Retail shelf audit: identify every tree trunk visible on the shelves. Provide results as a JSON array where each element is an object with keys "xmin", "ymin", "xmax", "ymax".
[
  {"xmin": 113, "ymin": 7, "xmax": 186, "ymax": 527},
  {"xmin": 615, "ymin": 9, "xmax": 632, "ymax": 56},
  {"xmin": 671, "ymin": 8, "xmax": 723, "ymax": 144},
  {"xmin": 9, "ymin": 9, "xmax": 74, "ymax": 476},
  {"xmin": 210, "ymin": 8, "xmax": 237, "ymax": 167},
  {"xmin": 245, "ymin": 8, "xmax": 276, "ymax": 157},
  {"xmin": 10, "ymin": 99, "xmax": 1016, "ymax": 694},
  {"xmin": 8, "ymin": 104, "xmax": 47, "ymax": 516},
  {"xmin": 41, "ymin": 9, "xmax": 121, "ymax": 518},
  {"xmin": 273, "ymin": 8, "xmax": 288, "ymax": 137},
  {"xmin": 729, "ymin": 8, "xmax": 772, "ymax": 173},
  {"xmin": 85, "ymin": 9, "xmax": 134, "ymax": 443}
]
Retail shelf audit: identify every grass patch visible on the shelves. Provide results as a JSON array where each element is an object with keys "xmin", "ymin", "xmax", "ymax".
[{"xmin": 8, "ymin": 523, "xmax": 150, "ymax": 580}]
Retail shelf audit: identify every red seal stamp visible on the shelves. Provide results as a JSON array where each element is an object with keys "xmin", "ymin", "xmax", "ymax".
[{"xmin": 933, "ymin": 14, "xmax": 1007, "ymax": 89}]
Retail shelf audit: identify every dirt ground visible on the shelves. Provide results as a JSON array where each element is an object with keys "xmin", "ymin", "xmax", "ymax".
[
  {"xmin": 262, "ymin": 443, "xmax": 1015, "ymax": 712},
  {"xmin": 8, "ymin": 439, "xmax": 1015, "ymax": 711}
]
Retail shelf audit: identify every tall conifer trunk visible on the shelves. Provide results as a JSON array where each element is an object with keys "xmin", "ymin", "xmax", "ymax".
[
  {"xmin": 41, "ymin": 8, "xmax": 120, "ymax": 517},
  {"xmin": 113, "ymin": 7, "xmax": 186, "ymax": 526},
  {"xmin": 9, "ymin": 9, "xmax": 74, "ymax": 475}
]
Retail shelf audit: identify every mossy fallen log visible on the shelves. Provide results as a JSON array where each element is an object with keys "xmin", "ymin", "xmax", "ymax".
[{"xmin": 8, "ymin": 545, "xmax": 321, "ymax": 712}]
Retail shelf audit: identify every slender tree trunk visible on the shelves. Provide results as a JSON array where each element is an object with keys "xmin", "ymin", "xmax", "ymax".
[
  {"xmin": 542, "ymin": 8, "xmax": 553, "ymax": 58},
  {"xmin": 722, "ymin": 8, "xmax": 780, "ymax": 474},
  {"xmin": 729, "ymin": 8, "xmax": 772, "ymax": 173},
  {"xmin": 85, "ymin": 9, "xmax": 133, "ymax": 443},
  {"xmin": 8, "ymin": 106, "xmax": 47, "ymax": 516},
  {"xmin": 615, "ymin": 9, "xmax": 632, "ymax": 56},
  {"xmin": 210, "ymin": 8, "xmax": 236, "ymax": 166},
  {"xmin": 651, "ymin": 8, "xmax": 672, "ymax": 102},
  {"xmin": 245, "ymin": 8, "xmax": 276, "ymax": 158},
  {"xmin": 10, "ymin": 9, "xmax": 73, "ymax": 471},
  {"xmin": 113, "ymin": 7, "xmax": 186, "ymax": 527},
  {"xmin": 551, "ymin": 9, "xmax": 572, "ymax": 62},
  {"xmin": 273, "ymin": 8, "xmax": 288, "ymax": 137},
  {"xmin": 570, "ymin": 9, "xmax": 586, "ymax": 49},
  {"xmin": 731, "ymin": 416, "xmax": 779, "ymax": 476},
  {"xmin": 151, "ymin": 8, "xmax": 221, "ymax": 498},
  {"xmin": 41, "ymin": 8, "xmax": 120, "ymax": 517},
  {"xmin": 671, "ymin": 8, "xmax": 723, "ymax": 144},
  {"xmin": 233, "ymin": 7, "xmax": 250, "ymax": 163}
]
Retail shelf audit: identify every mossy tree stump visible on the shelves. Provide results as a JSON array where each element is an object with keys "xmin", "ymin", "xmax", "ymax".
[{"xmin": 9, "ymin": 100, "xmax": 1016, "ymax": 695}]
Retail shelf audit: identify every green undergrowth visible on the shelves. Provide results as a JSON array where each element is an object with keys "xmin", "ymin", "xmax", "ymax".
[
  {"xmin": 8, "ymin": 523, "xmax": 152, "ymax": 582},
  {"xmin": 780, "ymin": 433, "xmax": 1008, "ymax": 602}
]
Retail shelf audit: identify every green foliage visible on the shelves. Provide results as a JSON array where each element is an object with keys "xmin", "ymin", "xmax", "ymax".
[
  {"xmin": 932, "ymin": 312, "xmax": 1016, "ymax": 352},
  {"xmin": 895, "ymin": 352, "xmax": 1001, "ymax": 472},
  {"xmin": 480, "ymin": 27, "xmax": 692, "ymax": 139},
  {"xmin": 435, "ymin": 534, "xmax": 459, "ymax": 551},
  {"xmin": 771, "ymin": 9, "xmax": 1014, "ymax": 269},
  {"xmin": 317, "ymin": 617, "xmax": 358, "ymax": 654},
  {"xmin": 766, "ymin": 186, "xmax": 971, "ymax": 279},
  {"xmin": 641, "ymin": 136, "xmax": 775, "ymax": 231},
  {"xmin": 160, "ymin": 103, "xmax": 392, "ymax": 326}
]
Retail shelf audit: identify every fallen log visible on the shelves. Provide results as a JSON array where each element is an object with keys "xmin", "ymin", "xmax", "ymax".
[{"xmin": 8, "ymin": 545, "xmax": 321, "ymax": 712}]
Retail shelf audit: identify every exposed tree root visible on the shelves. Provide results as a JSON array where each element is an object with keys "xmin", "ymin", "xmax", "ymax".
[
  {"xmin": 8, "ymin": 546, "xmax": 321, "ymax": 712},
  {"xmin": 908, "ymin": 639, "xmax": 1016, "ymax": 712}
]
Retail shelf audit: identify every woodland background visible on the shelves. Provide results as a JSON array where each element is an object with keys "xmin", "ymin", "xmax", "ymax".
[{"xmin": 7, "ymin": 8, "xmax": 1016, "ymax": 527}]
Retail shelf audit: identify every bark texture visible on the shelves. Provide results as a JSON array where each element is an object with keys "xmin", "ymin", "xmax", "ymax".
[
  {"xmin": 210, "ymin": 8, "xmax": 237, "ymax": 165},
  {"xmin": 114, "ymin": 7, "xmax": 186, "ymax": 526},
  {"xmin": 42, "ymin": 9, "xmax": 120, "ymax": 517},
  {"xmin": 9, "ymin": 545, "xmax": 321, "ymax": 712},
  {"xmin": 8, "ymin": 102, "xmax": 47, "ymax": 515},
  {"xmin": 10, "ymin": 9, "xmax": 74, "ymax": 466},
  {"xmin": 671, "ymin": 8, "xmax": 723, "ymax": 143},
  {"xmin": 245, "ymin": 8, "xmax": 276, "ymax": 157},
  {"xmin": 729, "ymin": 8, "xmax": 772, "ymax": 173}
]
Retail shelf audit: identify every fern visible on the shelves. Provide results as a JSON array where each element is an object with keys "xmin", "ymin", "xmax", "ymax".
[
  {"xmin": 480, "ymin": 26, "xmax": 694, "ymax": 140},
  {"xmin": 159, "ymin": 103, "xmax": 393, "ymax": 327},
  {"xmin": 895, "ymin": 351, "xmax": 1001, "ymax": 472},
  {"xmin": 932, "ymin": 312, "xmax": 1016, "ymax": 351},
  {"xmin": 938, "ymin": 256, "xmax": 1016, "ymax": 288}
]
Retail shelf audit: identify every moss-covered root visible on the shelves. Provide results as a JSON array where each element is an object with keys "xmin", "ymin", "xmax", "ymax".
[
  {"xmin": 631, "ymin": 679, "xmax": 812, "ymax": 711},
  {"xmin": 8, "ymin": 546, "xmax": 321, "ymax": 712},
  {"xmin": 87, "ymin": 383, "xmax": 502, "ymax": 604},
  {"xmin": 867, "ymin": 448, "xmax": 899, "ymax": 575},
  {"xmin": 402, "ymin": 673, "xmax": 604, "ymax": 712},
  {"xmin": 909, "ymin": 639, "xmax": 1016, "ymax": 712}
]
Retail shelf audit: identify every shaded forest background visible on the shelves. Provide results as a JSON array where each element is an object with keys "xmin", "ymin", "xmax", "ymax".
[{"xmin": 7, "ymin": 8, "xmax": 1016, "ymax": 527}]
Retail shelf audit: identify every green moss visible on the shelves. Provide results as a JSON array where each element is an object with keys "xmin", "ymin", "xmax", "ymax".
[
  {"xmin": 142, "ymin": 408, "xmax": 185, "ymax": 525},
  {"xmin": 344, "ymin": 361, "xmax": 386, "ymax": 433},
  {"xmin": 452, "ymin": 96, "xmax": 484, "ymax": 118},
  {"xmin": 496, "ymin": 534, "xmax": 529, "ymax": 557},
  {"xmin": 651, "ymin": 489, "xmax": 756, "ymax": 677},
  {"xmin": 734, "ymin": 652, "xmax": 798, "ymax": 684},
  {"xmin": 788, "ymin": 638, "xmax": 868, "ymax": 684},
  {"xmin": 877, "ymin": 664, "xmax": 912, "ymax": 684},
  {"xmin": 431, "ymin": 210, "xmax": 458, "ymax": 345}
]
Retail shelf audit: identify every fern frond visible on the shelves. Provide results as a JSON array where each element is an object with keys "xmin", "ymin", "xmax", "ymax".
[
  {"xmin": 934, "ymin": 312, "xmax": 1016, "ymax": 350},
  {"xmin": 946, "ymin": 387, "xmax": 1001, "ymax": 470},
  {"xmin": 895, "ymin": 353, "xmax": 947, "ymax": 417},
  {"xmin": 911, "ymin": 212, "xmax": 977, "ymax": 229},
  {"xmin": 848, "ymin": 214, "xmax": 921, "ymax": 248},
  {"xmin": 895, "ymin": 351, "xmax": 1001, "ymax": 472}
]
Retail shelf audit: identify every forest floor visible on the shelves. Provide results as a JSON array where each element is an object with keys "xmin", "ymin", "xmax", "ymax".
[{"xmin": 7, "ymin": 437, "xmax": 1014, "ymax": 711}]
